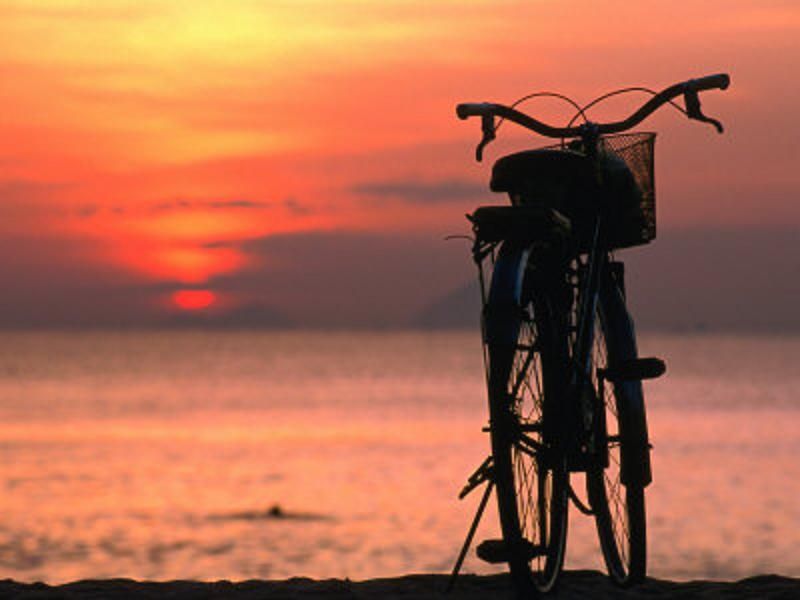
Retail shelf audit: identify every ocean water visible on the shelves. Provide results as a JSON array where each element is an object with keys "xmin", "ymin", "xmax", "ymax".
[{"xmin": 0, "ymin": 330, "xmax": 798, "ymax": 583}]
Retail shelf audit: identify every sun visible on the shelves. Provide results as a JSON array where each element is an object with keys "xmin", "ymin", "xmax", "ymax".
[{"xmin": 172, "ymin": 289, "xmax": 216, "ymax": 311}]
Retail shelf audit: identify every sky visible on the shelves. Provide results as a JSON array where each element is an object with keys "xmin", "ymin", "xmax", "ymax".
[{"xmin": 1, "ymin": 0, "xmax": 799, "ymax": 329}]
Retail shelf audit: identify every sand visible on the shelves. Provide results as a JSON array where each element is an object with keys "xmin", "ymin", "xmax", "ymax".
[{"xmin": 1, "ymin": 571, "xmax": 799, "ymax": 599}]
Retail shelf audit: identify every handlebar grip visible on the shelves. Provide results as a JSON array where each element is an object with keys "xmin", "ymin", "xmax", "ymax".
[
  {"xmin": 689, "ymin": 73, "xmax": 730, "ymax": 91},
  {"xmin": 456, "ymin": 102, "xmax": 491, "ymax": 119}
]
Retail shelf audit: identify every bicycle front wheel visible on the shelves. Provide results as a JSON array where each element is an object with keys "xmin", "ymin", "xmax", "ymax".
[
  {"xmin": 584, "ymin": 282, "xmax": 648, "ymax": 585},
  {"xmin": 484, "ymin": 243, "xmax": 569, "ymax": 594}
]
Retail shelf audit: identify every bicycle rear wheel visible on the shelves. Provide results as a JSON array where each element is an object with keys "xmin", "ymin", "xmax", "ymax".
[
  {"xmin": 584, "ymin": 282, "xmax": 648, "ymax": 585},
  {"xmin": 485, "ymin": 243, "xmax": 569, "ymax": 594}
]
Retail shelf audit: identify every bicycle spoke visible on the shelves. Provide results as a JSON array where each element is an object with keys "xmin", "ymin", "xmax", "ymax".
[{"xmin": 510, "ymin": 324, "xmax": 538, "ymax": 402}]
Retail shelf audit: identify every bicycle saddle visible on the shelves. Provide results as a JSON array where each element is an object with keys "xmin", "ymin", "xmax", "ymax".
[{"xmin": 490, "ymin": 149, "xmax": 597, "ymax": 195}]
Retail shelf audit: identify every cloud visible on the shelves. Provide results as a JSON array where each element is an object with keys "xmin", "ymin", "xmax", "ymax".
[
  {"xmin": 0, "ymin": 234, "xmax": 159, "ymax": 328},
  {"xmin": 149, "ymin": 198, "xmax": 273, "ymax": 213},
  {"xmin": 221, "ymin": 226, "xmax": 800, "ymax": 332},
  {"xmin": 352, "ymin": 179, "xmax": 486, "ymax": 203},
  {"xmin": 3, "ymin": 223, "xmax": 798, "ymax": 331},
  {"xmin": 283, "ymin": 197, "xmax": 312, "ymax": 215},
  {"xmin": 201, "ymin": 240, "xmax": 238, "ymax": 249},
  {"xmin": 69, "ymin": 197, "xmax": 296, "ymax": 220},
  {"xmin": 145, "ymin": 197, "xmax": 313, "ymax": 215},
  {"xmin": 208, "ymin": 229, "xmax": 474, "ymax": 328},
  {"xmin": 0, "ymin": 226, "xmax": 473, "ymax": 329},
  {"xmin": 76, "ymin": 204, "xmax": 99, "ymax": 218},
  {"xmin": 623, "ymin": 228, "xmax": 800, "ymax": 331}
]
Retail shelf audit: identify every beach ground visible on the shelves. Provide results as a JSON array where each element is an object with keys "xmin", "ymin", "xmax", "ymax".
[{"xmin": 2, "ymin": 570, "xmax": 799, "ymax": 599}]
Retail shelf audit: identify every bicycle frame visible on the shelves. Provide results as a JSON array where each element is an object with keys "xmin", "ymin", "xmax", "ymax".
[
  {"xmin": 569, "ymin": 220, "xmax": 653, "ymax": 485},
  {"xmin": 471, "ymin": 206, "xmax": 652, "ymax": 484},
  {"xmin": 573, "ymin": 217, "xmax": 606, "ymax": 389}
]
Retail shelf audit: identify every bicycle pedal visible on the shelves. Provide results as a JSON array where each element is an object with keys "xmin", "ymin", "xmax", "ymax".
[
  {"xmin": 476, "ymin": 539, "xmax": 506, "ymax": 563},
  {"xmin": 476, "ymin": 539, "xmax": 544, "ymax": 564},
  {"xmin": 598, "ymin": 357, "xmax": 666, "ymax": 382}
]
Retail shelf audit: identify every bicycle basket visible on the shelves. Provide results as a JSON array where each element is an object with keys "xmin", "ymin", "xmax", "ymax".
[{"xmin": 597, "ymin": 132, "xmax": 656, "ymax": 248}]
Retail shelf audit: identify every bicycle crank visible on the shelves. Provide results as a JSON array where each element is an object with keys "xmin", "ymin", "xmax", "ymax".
[{"xmin": 598, "ymin": 357, "xmax": 666, "ymax": 382}]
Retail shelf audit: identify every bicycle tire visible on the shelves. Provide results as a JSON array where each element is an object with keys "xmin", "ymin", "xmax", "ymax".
[
  {"xmin": 484, "ymin": 242, "xmax": 570, "ymax": 594},
  {"xmin": 584, "ymin": 279, "xmax": 648, "ymax": 585}
]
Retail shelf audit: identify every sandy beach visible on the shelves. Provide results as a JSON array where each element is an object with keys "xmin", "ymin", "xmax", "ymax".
[{"xmin": 2, "ymin": 571, "xmax": 799, "ymax": 599}]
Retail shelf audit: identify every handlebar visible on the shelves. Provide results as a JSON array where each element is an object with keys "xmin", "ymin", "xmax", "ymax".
[{"xmin": 457, "ymin": 74, "xmax": 730, "ymax": 160}]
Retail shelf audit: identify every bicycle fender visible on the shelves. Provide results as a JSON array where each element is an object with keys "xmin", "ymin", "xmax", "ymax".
[
  {"xmin": 598, "ymin": 272, "xmax": 653, "ymax": 488},
  {"xmin": 484, "ymin": 242, "xmax": 531, "ymax": 399},
  {"xmin": 484, "ymin": 242, "xmax": 530, "ymax": 348}
]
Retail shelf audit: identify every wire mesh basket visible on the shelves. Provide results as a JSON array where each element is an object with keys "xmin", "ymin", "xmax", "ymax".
[{"xmin": 597, "ymin": 132, "xmax": 656, "ymax": 248}]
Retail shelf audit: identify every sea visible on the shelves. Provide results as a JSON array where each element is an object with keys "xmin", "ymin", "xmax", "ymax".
[{"xmin": 0, "ymin": 330, "xmax": 798, "ymax": 583}]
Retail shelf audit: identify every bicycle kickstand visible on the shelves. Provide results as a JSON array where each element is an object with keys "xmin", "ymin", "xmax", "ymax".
[{"xmin": 445, "ymin": 456, "xmax": 495, "ymax": 594}]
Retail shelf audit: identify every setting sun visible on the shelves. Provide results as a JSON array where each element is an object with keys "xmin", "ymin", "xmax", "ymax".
[{"xmin": 172, "ymin": 289, "xmax": 216, "ymax": 310}]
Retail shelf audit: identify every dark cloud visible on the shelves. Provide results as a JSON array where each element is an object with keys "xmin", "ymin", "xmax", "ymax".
[
  {"xmin": 211, "ymin": 230, "xmax": 474, "ymax": 328},
  {"xmin": 69, "ymin": 197, "xmax": 283, "ymax": 220},
  {"xmin": 0, "ymin": 235, "xmax": 292, "ymax": 329},
  {"xmin": 283, "ymin": 197, "xmax": 312, "ymax": 215},
  {"xmin": 202, "ymin": 240, "xmax": 238, "ymax": 249},
  {"xmin": 76, "ymin": 204, "xmax": 99, "ymax": 218},
  {"xmin": 208, "ymin": 226, "xmax": 800, "ymax": 331},
  {"xmin": 144, "ymin": 197, "xmax": 312, "ymax": 215},
  {"xmin": 418, "ymin": 227, "xmax": 800, "ymax": 332},
  {"xmin": 0, "ymin": 235, "xmax": 158, "ymax": 328},
  {"xmin": 2, "ymin": 226, "xmax": 799, "ymax": 331},
  {"xmin": 209, "ymin": 200, "xmax": 268, "ymax": 209},
  {"xmin": 149, "ymin": 198, "xmax": 273, "ymax": 213},
  {"xmin": 352, "ymin": 179, "xmax": 486, "ymax": 203},
  {"xmin": 623, "ymin": 228, "xmax": 800, "ymax": 331}
]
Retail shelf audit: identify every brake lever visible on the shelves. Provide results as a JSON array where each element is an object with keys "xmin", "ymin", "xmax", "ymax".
[
  {"xmin": 475, "ymin": 114, "xmax": 496, "ymax": 162},
  {"xmin": 684, "ymin": 88, "xmax": 724, "ymax": 133}
]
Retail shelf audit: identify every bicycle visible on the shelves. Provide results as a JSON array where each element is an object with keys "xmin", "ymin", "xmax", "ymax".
[{"xmin": 447, "ymin": 74, "xmax": 730, "ymax": 596}]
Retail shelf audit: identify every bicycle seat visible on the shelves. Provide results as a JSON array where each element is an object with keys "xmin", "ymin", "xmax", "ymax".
[{"xmin": 491, "ymin": 149, "xmax": 597, "ymax": 195}]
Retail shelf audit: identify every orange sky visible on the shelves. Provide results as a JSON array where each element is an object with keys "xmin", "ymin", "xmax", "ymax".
[{"xmin": 1, "ymin": 1, "xmax": 799, "ymax": 324}]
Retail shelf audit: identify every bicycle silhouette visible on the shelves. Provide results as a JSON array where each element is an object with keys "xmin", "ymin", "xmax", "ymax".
[{"xmin": 449, "ymin": 74, "xmax": 730, "ymax": 597}]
